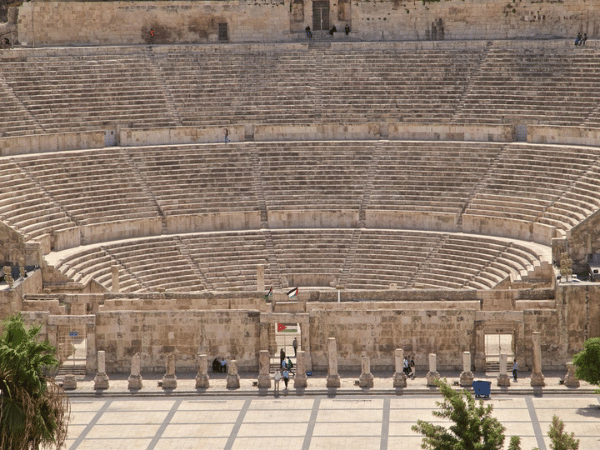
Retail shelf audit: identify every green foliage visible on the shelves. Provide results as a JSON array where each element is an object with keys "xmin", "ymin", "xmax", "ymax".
[
  {"xmin": 548, "ymin": 415, "xmax": 579, "ymax": 450},
  {"xmin": 411, "ymin": 378, "xmax": 506, "ymax": 450},
  {"xmin": 573, "ymin": 337, "xmax": 600, "ymax": 386},
  {"xmin": 508, "ymin": 436, "xmax": 521, "ymax": 450},
  {"xmin": 0, "ymin": 313, "xmax": 70, "ymax": 450}
]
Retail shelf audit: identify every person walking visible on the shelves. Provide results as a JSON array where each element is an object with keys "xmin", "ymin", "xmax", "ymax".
[
  {"xmin": 512, "ymin": 359, "xmax": 518, "ymax": 381},
  {"xmin": 280, "ymin": 347, "xmax": 286, "ymax": 365},
  {"xmin": 292, "ymin": 337, "xmax": 298, "ymax": 357},
  {"xmin": 224, "ymin": 128, "xmax": 230, "ymax": 143}
]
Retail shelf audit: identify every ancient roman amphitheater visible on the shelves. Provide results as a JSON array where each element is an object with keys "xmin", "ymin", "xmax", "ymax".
[{"xmin": 0, "ymin": 0, "xmax": 599, "ymax": 378}]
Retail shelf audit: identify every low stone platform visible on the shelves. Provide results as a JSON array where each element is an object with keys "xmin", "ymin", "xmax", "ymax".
[{"xmin": 60, "ymin": 370, "xmax": 596, "ymax": 397}]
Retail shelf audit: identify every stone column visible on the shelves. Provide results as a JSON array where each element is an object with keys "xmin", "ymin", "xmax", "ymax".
[
  {"xmin": 195, "ymin": 354, "xmax": 210, "ymax": 389},
  {"xmin": 459, "ymin": 351, "xmax": 474, "ymax": 387},
  {"xmin": 294, "ymin": 350, "xmax": 308, "ymax": 388},
  {"xmin": 426, "ymin": 353, "xmax": 440, "ymax": 387},
  {"xmin": 162, "ymin": 353, "xmax": 177, "ymax": 389},
  {"xmin": 497, "ymin": 353, "xmax": 511, "ymax": 387},
  {"xmin": 86, "ymin": 322, "xmax": 97, "ymax": 375},
  {"xmin": 111, "ymin": 264, "xmax": 120, "ymax": 293},
  {"xmin": 302, "ymin": 323, "xmax": 312, "ymax": 371},
  {"xmin": 128, "ymin": 353, "xmax": 143, "ymax": 390},
  {"xmin": 257, "ymin": 350, "xmax": 271, "ymax": 388},
  {"xmin": 358, "ymin": 356, "xmax": 374, "ymax": 388},
  {"xmin": 393, "ymin": 348, "xmax": 407, "ymax": 388},
  {"xmin": 257, "ymin": 264, "xmax": 265, "ymax": 293},
  {"xmin": 564, "ymin": 362, "xmax": 580, "ymax": 388},
  {"xmin": 530, "ymin": 332, "xmax": 545, "ymax": 387},
  {"xmin": 226, "ymin": 359, "xmax": 241, "ymax": 389},
  {"xmin": 93, "ymin": 350, "xmax": 109, "ymax": 390},
  {"xmin": 326, "ymin": 337, "xmax": 340, "ymax": 388}
]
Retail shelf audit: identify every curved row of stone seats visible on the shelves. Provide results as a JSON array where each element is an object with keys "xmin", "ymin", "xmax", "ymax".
[
  {"xmin": 270, "ymin": 229, "xmax": 354, "ymax": 287},
  {"xmin": 452, "ymin": 48, "xmax": 600, "ymax": 125},
  {"xmin": 53, "ymin": 238, "xmax": 204, "ymax": 293},
  {"xmin": 125, "ymin": 144, "xmax": 260, "ymax": 215},
  {"xmin": 0, "ymin": 51, "xmax": 177, "ymax": 134},
  {"xmin": 4, "ymin": 43, "xmax": 600, "ymax": 135},
  {"xmin": 15, "ymin": 149, "xmax": 160, "ymax": 226},
  {"xmin": 47, "ymin": 230, "xmax": 546, "ymax": 293},
  {"xmin": 370, "ymin": 141, "xmax": 505, "ymax": 214},
  {"xmin": 256, "ymin": 142, "xmax": 372, "ymax": 211},
  {"xmin": 0, "ymin": 158, "xmax": 78, "ymax": 242},
  {"xmin": 463, "ymin": 143, "xmax": 600, "ymax": 235},
  {"xmin": 319, "ymin": 48, "xmax": 484, "ymax": 124},
  {"xmin": 181, "ymin": 232, "xmax": 273, "ymax": 291},
  {"xmin": 2, "ymin": 141, "xmax": 600, "ymax": 247},
  {"xmin": 156, "ymin": 48, "xmax": 316, "ymax": 126}
]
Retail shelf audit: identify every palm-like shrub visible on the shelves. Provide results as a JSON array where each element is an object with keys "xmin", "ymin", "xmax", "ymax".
[{"xmin": 0, "ymin": 313, "xmax": 70, "ymax": 450}]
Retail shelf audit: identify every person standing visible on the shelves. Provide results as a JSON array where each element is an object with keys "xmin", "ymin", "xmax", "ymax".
[
  {"xmin": 224, "ymin": 128, "xmax": 230, "ymax": 143},
  {"xmin": 292, "ymin": 337, "xmax": 298, "ymax": 357},
  {"xmin": 512, "ymin": 359, "xmax": 518, "ymax": 381},
  {"xmin": 280, "ymin": 347, "xmax": 286, "ymax": 365},
  {"xmin": 282, "ymin": 368, "xmax": 290, "ymax": 389},
  {"xmin": 403, "ymin": 356, "xmax": 410, "ymax": 376},
  {"xmin": 273, "ymin": 369, "xmax": 282, "ymax": 393},
  {"xmin": 409, "ymin": 355, "xmax": 416, "ymax": 379}
]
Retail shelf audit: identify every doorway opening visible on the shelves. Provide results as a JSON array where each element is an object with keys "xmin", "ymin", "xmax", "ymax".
[{"xmin": 484, "ymin": 333, "xmax": 513, "ymax": 372}]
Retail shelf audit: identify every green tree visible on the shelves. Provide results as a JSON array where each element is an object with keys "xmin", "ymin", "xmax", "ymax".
[
  {"xmin": 411, "ymin": 378, "xmax": 506, "ymax": 450},
  {"xmin": 0, "ymin": 313, "xmax": 70, "ymax": 450},
  {"xmin": 547, "ymin": 415, "xmax": 579, "ymax": 450},
  {"xmin": 573, "ymin": 337, "xmax": 600, "ymax": 387}
]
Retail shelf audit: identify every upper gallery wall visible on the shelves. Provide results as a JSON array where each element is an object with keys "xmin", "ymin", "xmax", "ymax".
[{"xmin": 14, "ymin": 0, "xmax": 600, "ymax": 46}]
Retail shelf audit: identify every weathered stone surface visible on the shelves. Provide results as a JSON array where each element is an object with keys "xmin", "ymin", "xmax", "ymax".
[
  {"xmin": 358, "ymin": 356, "xmax": 374, "ymax": 388},
  {"xmin": 564, "ymin": 362, "xmax": 580, "ymax": 388},
  {"xmin": 459, "ymin": 351, "xmax": 473, "ymax": 387},
  {"xmin": 426, "ymin": 353, "xmax": 440, "ymax": 387},
  {"xmin": 326, "ymin": 337, "xmax": 340, "ymax": 388},
  {"xmin": 393, "ymin": 348, "xmax": 407, "ymax": 388},
  {"xmin": 294, "ymin": 350, "xmax": 307, "ymax": 388},
  {"xmin": 497, "ymin": 353, "xmax": 510, "ymax": 387},
  {"xmin": 162, "ymin": 353, "xmax": 177, "ymax": 390},
  {"xmin": 195, "ymin": 354, "xmax": 209, "ymax": 389},
  {"xmin": 226, "ymin": 360, "xmax": 240, "ymax": 389},
  {"xmin": 257, "ymin": 350, "xmax": 271, "ymax": 389}
]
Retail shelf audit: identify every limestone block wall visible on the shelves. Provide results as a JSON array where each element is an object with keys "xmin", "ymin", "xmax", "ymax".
[
  {"xmin": 567, "ymin": 210, "xmax": 600, "ymax": 272},
  {"xmin": 0, "ymin": 132, "xmax": 105, "ymax": 157},
  {"xmin": 308, "ymin": 308, "xmax": 477, "ymax": 371},
  {"xmin": 95, "ymin": 310, "xmax": 261, "ymax": 373},
  {"xmin": 523, "ymin": 309, "xmax": 563, "ymax": 370},
  {"xmin": 529, "ymin": 126, "xmax": 600, "ymax": 147},
  {"xmin": 16, "ymin": 0, "xmax": 600, "ymax": 46}
]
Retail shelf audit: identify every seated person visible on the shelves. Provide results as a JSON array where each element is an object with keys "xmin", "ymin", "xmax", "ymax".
[{"xmin": 212, "ymin": 358, "xmax": 221, "ymax": 373}]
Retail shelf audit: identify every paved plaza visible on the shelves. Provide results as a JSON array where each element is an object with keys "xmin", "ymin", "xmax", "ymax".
[{"xmin": 64, "ymin": 372, "xmax": 600, "ymax": 450}]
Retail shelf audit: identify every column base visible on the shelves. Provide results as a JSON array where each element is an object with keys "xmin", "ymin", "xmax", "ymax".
[
  {"xmin": 393, "ymin": 372, "xmax": 407, "ymax": 388},
  {"xmin": 564, "ymin": 374, "xmax": 580, "ymax": 388},
  {"xmin": 426, "ymin": 371, "xmax": 440, "ymax": 387},
  {"xmin": 93, "ymin": 373, "xmax": 110, "ymax": 390},
  {"xmin": 195, "ymin": 373, "xmax": 210, "ymax": 389},
  {"xmin": 294, "ymin": 374, "xmax": 308, "ymax": 388},
  {"xmin": 459, "ymin": 371, "xmax": 474, "ymax": 387},
  {"xmin": 497, "ymin": 373, "xmax": 511, "ymax": 387},
  {"xmin": 63, "ymin": 374, "xmax": 77, "ymax": 390},
  {"xmin": 227, "ymin": 374, "xmax": 241, "ymax": 389},
  {"xmin": 358, "ymin": 373, "xmax": 374, "ymax": 388},
  {"xmin": 530, "ymin": 373, "xmax": 545, "ymax": 387},
  {"xmin": 162, "ymin": 374, "xmax": 177, "ymax": 390},
  {"xmin": 128, "ymin": 374, "xmax": 143, "ymax": 390},
  {"xmin": 257, "ymin": 374, "xmax": 271, "ymax": 389},
  {"xmin": 326, "ymin": 374, "xmax": 341, "ymax": 388}
]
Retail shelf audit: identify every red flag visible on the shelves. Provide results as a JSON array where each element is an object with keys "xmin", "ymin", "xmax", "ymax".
[{"xmin": 277, "ymin": 323, "xmax": 287, "ymax": 332}]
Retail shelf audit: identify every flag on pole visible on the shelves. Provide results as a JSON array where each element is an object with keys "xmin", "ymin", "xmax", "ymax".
[
  {"xmin": 287, "ymin": 287, "xmax": 298, "ymax": 298},
  {"xmin": 264, "ymin": 287, "xmax": 273, "ymax": 300},
  {"xmin": 277, "ymin": 323, "xmax": 287, "ymax": 332}
]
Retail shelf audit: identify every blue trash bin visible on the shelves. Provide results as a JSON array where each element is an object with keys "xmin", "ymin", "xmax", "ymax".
[{"xmin": 472, "ymin": 380, "xmax": 491, "ymax": 399}]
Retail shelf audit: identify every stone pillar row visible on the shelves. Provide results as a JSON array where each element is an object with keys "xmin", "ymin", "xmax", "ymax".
[{"xmin": 73, "ymin": 339, "xmax": 574, "ymax": 391}]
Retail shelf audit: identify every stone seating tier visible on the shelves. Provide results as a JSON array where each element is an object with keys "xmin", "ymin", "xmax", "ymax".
[
  {"xmin": 1, "ymin": 141, "xmax": 600, "ymax": 247},
  {"xmin": 4, "ymin": 44, "xmax": 600, "ymax": 134},
  {"xmin": 48, "ymin": 230, "xmax": 545, "ymax": 293}
]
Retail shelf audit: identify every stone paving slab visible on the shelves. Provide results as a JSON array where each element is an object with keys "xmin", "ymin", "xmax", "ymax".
[{"xmin": 65, "ymin": 392, "xmax": 600, "ymax": 450}]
